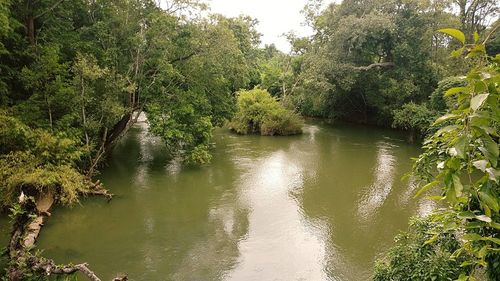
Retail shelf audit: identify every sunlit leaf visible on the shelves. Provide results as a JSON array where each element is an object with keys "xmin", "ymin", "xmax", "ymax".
[
  {"xmin": 435, "ymin": 125, "xmax": 460, "ymax": 136},
  {"xmin": 462, "ymin": 233, "xmax": 483, "ymax": 241},
  {"xmin": 424, "ymin": 234, "xmax": 439, "ymax": 245},
  {"xmin": 485, "ymin": 237, "xmax": 500, "ymax": 245},
  {"xmin": 486, "ymin": 168, "xmax": 500, "ymax": 183},
  {"xmin": 470, "ymin": 94, "xmax": 489, "ymax": 111},
  {"xmin": 438, "ymin": 28, "xmax": 465, "ymax": 44},
  {"xmin": 452, "ymin": 174, "xmax": 463, "ymax": 197},
  {"xmin": 458, "ymin": 211, "xmax": 476, "ymax": 219},
  {"xmin": 478, "ymin": 245, "xmax": 489, "ymax": 258},
  {"xmin": 474, "ymin": 32, "xmax": 479, "ymax": 43},
  {"xmin": 475, "ymin": 215, "xmax": 492, "ymax": 223},
  {"xmin": 445, "ymin": 87, "xmax": 467, "ymax": 97},
  {"xmin": 414, "ymin": 181, "xmax": 439, "ymax": 198},
  {"xmin": 434, "ymin": 113, "xmax": 459, "ymax": 125},
  {"xmin": 473, "ymin": 160, "xmax": 488, "ymax": 172}
]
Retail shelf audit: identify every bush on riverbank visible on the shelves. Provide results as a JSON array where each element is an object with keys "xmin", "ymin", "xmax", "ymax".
[
  {"xmin": 374, "ymin": 217, "xmax": 472, "ymax": 281},
  {"xmin": 0, "ymin": 112, "xmax": 90, "ymax": 209},
  {"xmin": 228, "ymin": 89, "xmax": 303, "ymax": 136}
]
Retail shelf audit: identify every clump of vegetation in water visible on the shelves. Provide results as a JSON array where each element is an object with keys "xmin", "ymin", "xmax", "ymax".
[{"xmin": 228, "ymin": 88, "xmax": 304, "ymax": 136}]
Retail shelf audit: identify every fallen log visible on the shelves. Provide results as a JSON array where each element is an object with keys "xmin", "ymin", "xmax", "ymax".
[{"xmin": 6, "ymin": 191, "xmax": 124, "ymax": 281}]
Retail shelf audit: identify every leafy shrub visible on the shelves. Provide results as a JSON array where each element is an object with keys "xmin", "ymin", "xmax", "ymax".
[
  {"xmin": 228, "ymin": 88, "xmax": 303, "ymax": 135},
  {"xmin": 0, "ymin": 112, "xmax": 31, "ymax": 154},
  {"xmin": 0, "ymin": 113, "xmax": 89, "ymax": 208},
  {"xmin": 392, "ymin": 102, "xmax": 436, "ymax": 142},
  {"xmin": 428, "ymin": 77, "xmax": 466, "ymax": 112},
  {"xmin": 0, "ymin": 151, "xmax": 90, "ymax": 208},
  {"xmin": 374, "ymin": 217, "xmax": 472, "ymax": 281}
]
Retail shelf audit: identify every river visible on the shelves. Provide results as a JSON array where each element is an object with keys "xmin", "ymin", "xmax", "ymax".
[{"xmin": 2, "ymin": 118, "xmax": 435, "ymax": 280}]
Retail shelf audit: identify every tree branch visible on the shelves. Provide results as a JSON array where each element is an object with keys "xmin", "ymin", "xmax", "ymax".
[
  {"xmin": 169, "ymin": 52, "xmax": 197, "ymax": 64},
  {"xmin": 34, "ymin": 0, "xmax": 65, "ymax": 19},
  {"xmin": 350, "ymin": 62, "xmax": 395, "ymax": 71}
]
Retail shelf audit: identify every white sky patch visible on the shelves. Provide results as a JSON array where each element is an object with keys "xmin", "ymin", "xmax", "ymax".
[{"xmin": 209, "ymin": 0, "xmax": 333, "ymax": 52}]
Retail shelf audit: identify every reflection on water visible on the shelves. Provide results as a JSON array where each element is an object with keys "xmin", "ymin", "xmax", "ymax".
[
  {"xmin": 32, "ymin": 120, "xmax": 426, "ymax": 281},
  {"xmin": 227, "ymin": 151, "xmax": 327, "ymax": 281},
  {"xmin": 357, "ymin": 142, "xmax": 397, "ymax": 222}
]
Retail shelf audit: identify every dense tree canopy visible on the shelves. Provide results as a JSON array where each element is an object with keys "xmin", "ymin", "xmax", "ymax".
[{"xmin": 0, "ymin": 0, "xmax": 265, "ymax": 279}]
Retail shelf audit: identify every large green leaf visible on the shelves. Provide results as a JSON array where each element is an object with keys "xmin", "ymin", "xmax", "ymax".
[
  {"xmin": 475, "ymin": 215, "xmax": 492, "ymax": 223},
  {"xmin": 453, "ymin": 135, "xmax": 468, "ymax": 158},
  {"xmin": 462, "ymin": 233, "xmax": 483, "ymax": 241},
  {"xmin": 434, "ymin": 113, "xmax": 459, "ymax": 125},
  {"xmin": 478, "ymin": 191, "xmax": 499, "ymax": 213},
  {"xmin": 452, "ymin": 174, "xmax": 463, "ymax": 197},
  {"xmin": 438, "ymin": 28, "xmax": 465, "ymax": 44},
  {"xmin": 445, "ymin": 87, "xmax": 468, "ymax": 97},
  {"xmin": 414, "ymin": 181, "xmax": 439, "ymax": 198},
  {"xmin": 473, "ymin": 160, "xmax": 489, "ymax": 172},
  {"xmin": 470, "ymin": 94, "xmax": 489, "ymax": 111},
  {"xmin": 481, "ymin": 135, "xmax": 499, "ymax": 167}
]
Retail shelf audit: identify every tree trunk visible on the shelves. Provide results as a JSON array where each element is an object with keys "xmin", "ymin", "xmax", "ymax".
[
  {"xmin": 26, "ymin": 16, "xmax": 35, "ymax": 45},
  {"xmin": 44, "ymin": 93, "xmax": 53, "ymax": 130},
  {"xmin": 81, "ymin": 75, "xmax": 90, "ymax": 147},
  {"xmin": 408, "ymin": 129, "xmax": 416, "ymax": 143}
]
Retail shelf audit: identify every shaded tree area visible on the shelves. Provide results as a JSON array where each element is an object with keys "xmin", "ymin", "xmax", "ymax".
[
  {"xmin": 0, "ymin": 0, "xmax": 262, "ymax": 279},
  {"xmin": 261, "ymin": 0, "xmax": 498, "ymax": 142}
]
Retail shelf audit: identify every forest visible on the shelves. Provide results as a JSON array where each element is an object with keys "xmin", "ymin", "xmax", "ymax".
[{"xmin": 0, "ymin": 0, "xmax": 499, "ymax": 280}]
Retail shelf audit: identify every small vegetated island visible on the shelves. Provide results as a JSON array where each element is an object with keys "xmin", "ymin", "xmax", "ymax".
[{"xmin": 228, "ymin": 89, "xmax": 304, "ymax": 136}]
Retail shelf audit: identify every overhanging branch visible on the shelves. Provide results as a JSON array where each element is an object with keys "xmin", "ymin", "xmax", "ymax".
[
  {"xmin": 350, "ymin": 62, "xmax": 396, "ymax": 71},
  {"xmin": 169, "ymin": 52, "xmax": 197, "ymax": 64}
]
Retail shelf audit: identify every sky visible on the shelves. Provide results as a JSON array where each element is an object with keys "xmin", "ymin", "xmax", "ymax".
[{"xmin": 209, "ymin": 0, "xmax": 325, "ymax": 52}]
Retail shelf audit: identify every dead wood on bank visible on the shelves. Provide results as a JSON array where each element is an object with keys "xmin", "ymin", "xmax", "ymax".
[{"xmin": 5, "ymin": 190, "xmax": 125, "ymax": 281}]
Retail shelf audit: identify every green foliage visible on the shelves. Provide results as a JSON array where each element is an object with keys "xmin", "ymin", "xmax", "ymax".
[
  {"xmin": 0, "ymin": 111, "xmax": 30, "ymax": 154},
  {"xmin": 392, "ymin": 102, "xmax": 436, "ymax": 141},
  {"xmin": 411, "ymin": 29, "xmax": 500, "ymax": 279},
  {"xmin": 0, "ymin": 113, "xmax": 88, "ymax": 208},
  {"xmin": 0, "ymin": 0, "xmax": 261, "ymax": 278},
  {"xmin": 18, "ymin": 44, "xmax": 73, "ymax": 129},
  {"xmin": 228, "ymin": 88, "xmax": 303, "ymax": 136},
  {"xmin": 289, "ymin": 0, "xmax": 443, "ymax": 126},
  {"xmin": 429, "ymin": 77, "xmax": 467, "ymax": 112},
  {"xmin": 138, "ymin": 11, "xmax": 260, "ymax": 164},
  {"xmin": 0, "ymin": 0, "xmax": 263, "ymax": 171},
  {"xmin": 0, "ymin": 151, "xmax": 89, "ymax": 208},
  {"xmin": 374, "ymin": 217, "xmax": 471, "ymax": 281},
  {"xmin": 146, "ymin": 94, "xmax": 214, "ymax": 164},
  {"xmin": 0, "ymin": 0, "xmax": 10, "ymax": 54}
]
